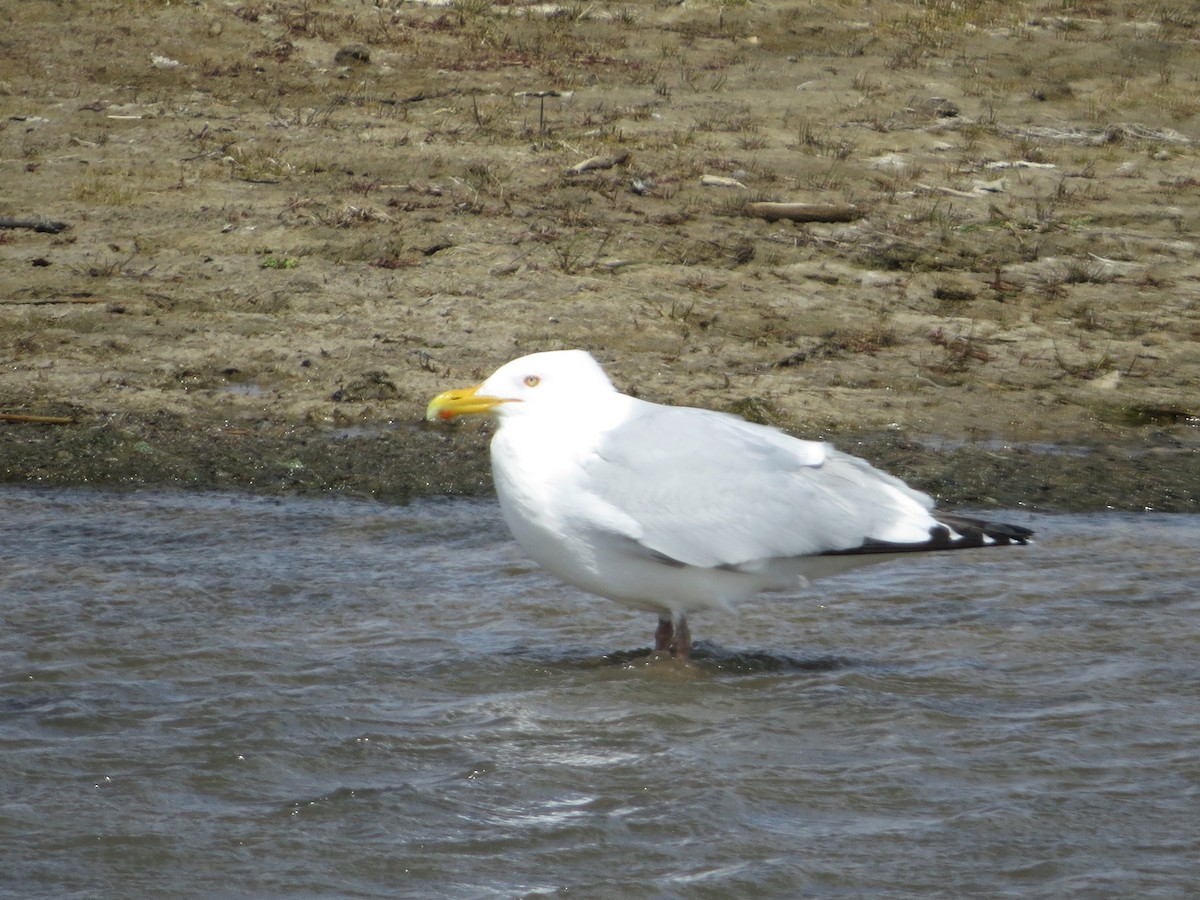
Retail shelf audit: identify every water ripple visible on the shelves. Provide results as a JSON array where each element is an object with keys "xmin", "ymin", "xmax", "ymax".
[{"xmin": 2, "ymin": 489, "xmax": 1198, "ymax": 897}]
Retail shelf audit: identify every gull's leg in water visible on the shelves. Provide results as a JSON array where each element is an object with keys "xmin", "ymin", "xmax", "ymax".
[
  {"xmin": 669, "ymin": 615, "xmax": 691, "ymax": 659},
  {"xmin": 654, "ymin": 614, "xmax": 691, "ymax": 658},
  {"xmin": 654, "ymin": 616, "xmax": 673, "ymax": 652}
]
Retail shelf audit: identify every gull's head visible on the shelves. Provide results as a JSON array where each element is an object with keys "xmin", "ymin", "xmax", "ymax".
[{"xmin": 425, "ymin": 350, "xmax": 616, "ymax": 423}]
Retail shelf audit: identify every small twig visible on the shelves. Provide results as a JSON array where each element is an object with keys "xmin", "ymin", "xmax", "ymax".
[
  {"xmin": 914, "ymin": 183, "xmax": 979, "ymax": 199},
  {"xmin": 565, "ymin": 151, "xmax": 630, "ymax": 176},
  {"xmin": 0, "ymin": 412, "xmax": 75, "ymax": 425},
  {"xmin": 1, "ymin": 294, "xmax": 106, "ymax": 306},
  {"xmin": 335, "ymin": 89, "xmax": 463, "ymax": 108},
  {"xmin": 700, "ymin": 174, "xmax": 746, "ymax": 189},
  {"xmin": 0, "ymin": 217, "xmax": 70, "ymax": 234},
  {"xmin": 743, "ymin": 202, "xmax": 861, "ymax": 223}
]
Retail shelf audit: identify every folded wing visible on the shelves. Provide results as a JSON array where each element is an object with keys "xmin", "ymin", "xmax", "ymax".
[{"xmin": 582, "ymin": 403, "xmax": 963, "ymax": 569}]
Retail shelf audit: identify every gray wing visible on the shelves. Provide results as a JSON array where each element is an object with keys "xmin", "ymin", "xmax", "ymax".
[{"xmin": 581, "ymin": 402, "xmax": 937, "ymax": 568}]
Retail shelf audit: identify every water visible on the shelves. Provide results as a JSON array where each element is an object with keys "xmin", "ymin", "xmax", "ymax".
[{"xmin": 1, "ymin": 488, "xmax": 1197, "ymax": 898}]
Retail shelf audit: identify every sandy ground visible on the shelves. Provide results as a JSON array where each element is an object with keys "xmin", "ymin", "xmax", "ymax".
[{"xmin": 1, "ymin": 0, "xmax": 1197, "ymax": 510}]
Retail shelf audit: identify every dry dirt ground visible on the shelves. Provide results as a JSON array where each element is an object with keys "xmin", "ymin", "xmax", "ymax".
[{"xmin": 1, "ymin": 0, "xmax": 1198, "ymax": 510}]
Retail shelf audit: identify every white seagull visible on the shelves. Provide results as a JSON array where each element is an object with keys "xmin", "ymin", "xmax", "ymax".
[{"xmin": 427, "ymin": 350, "xmax": 1032, "ymax": 658}]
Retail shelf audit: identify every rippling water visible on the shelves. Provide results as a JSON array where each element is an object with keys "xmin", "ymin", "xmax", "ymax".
[{"xmin": 2, "ymin": 487, "xmax": 1197, "ymax": 897}]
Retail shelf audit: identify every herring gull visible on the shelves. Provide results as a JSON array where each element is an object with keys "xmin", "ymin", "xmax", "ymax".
[{"xmin": 427, "ymin": 350, "xmax": 1032, "ymax": 658}]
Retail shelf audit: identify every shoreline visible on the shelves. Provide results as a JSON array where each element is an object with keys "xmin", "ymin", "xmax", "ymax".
[{"xmin": 3, "ymin": 411, "xmax": 1195, "ymax": 513}]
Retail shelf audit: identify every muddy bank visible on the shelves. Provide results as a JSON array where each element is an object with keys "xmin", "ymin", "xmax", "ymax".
[
  {"xmin": 2, "ymin": 0, "xmax": 1198, "ymax": 512},
  {"xmin": 2, "ymin": 408, "xmax": 1195, "ymax": 512}
]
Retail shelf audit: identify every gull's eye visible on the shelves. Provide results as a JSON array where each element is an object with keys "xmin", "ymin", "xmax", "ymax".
[{"xmin": 523, "ymin": 375, "xmax": 541, "ymax": 387}]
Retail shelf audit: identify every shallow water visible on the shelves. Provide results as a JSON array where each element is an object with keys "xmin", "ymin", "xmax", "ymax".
[{"xmin": 1, "ymin": 487, "xmax": 1197, "ymax": 898}]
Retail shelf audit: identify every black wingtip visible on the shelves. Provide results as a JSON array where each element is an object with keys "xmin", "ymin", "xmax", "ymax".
[
  {"xmin": 935, "ymin": 512, "xmax": 1034, "ymax": 546},
  {"xmin": 821, "ymin": 512, "xmax": 1033, "ymax": 557}
]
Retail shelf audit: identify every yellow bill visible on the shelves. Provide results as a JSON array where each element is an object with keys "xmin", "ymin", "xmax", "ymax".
[{"xmin": 425, "ymin": 384, "xmax": 509, "ymax": 421}]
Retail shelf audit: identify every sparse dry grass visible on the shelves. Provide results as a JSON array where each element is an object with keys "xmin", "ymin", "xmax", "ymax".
[{"xmin": 1, "ymin": 0, "xmax": 1197, "ymax": 455}]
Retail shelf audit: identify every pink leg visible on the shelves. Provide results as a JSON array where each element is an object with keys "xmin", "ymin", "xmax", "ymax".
[
  {"xmin": 654, "ymin": 617, "xmax": 673, "ymax": 652},
  {"xmin": 668, "ymin": 615, "xmax": 692, "ymax": 659}
]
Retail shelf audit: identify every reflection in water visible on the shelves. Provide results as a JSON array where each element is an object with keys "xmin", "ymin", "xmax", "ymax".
[{"xmin": 1, "ymin": 487, "xmax": 1197, "ymax": 897}]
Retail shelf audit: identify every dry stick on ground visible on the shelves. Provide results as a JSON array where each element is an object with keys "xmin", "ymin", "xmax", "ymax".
[
  {"xmin": 0, "ymin": 217, "xmax": 70, "ymax": 234},
  {"xmin": 565, "ymin": 151, "xmax": 630, "ymax": 176},
  {"xmin": 334, "ymin": 88, "xmax": 463, "ymax": 108},
  {"xmin": 1, "ymin": 295, "xmax": 107, "ymax": 306},
  {"xmin": 700, "ymin": 174, "xmax": 746, "ymax": 189},
  {"xmin": 0, "ymin": 413, "xmax": 75, "ymax": 425},
  {"xmin": 743, "ymin": 202, "xmax": 861, "ymax": 223}
]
